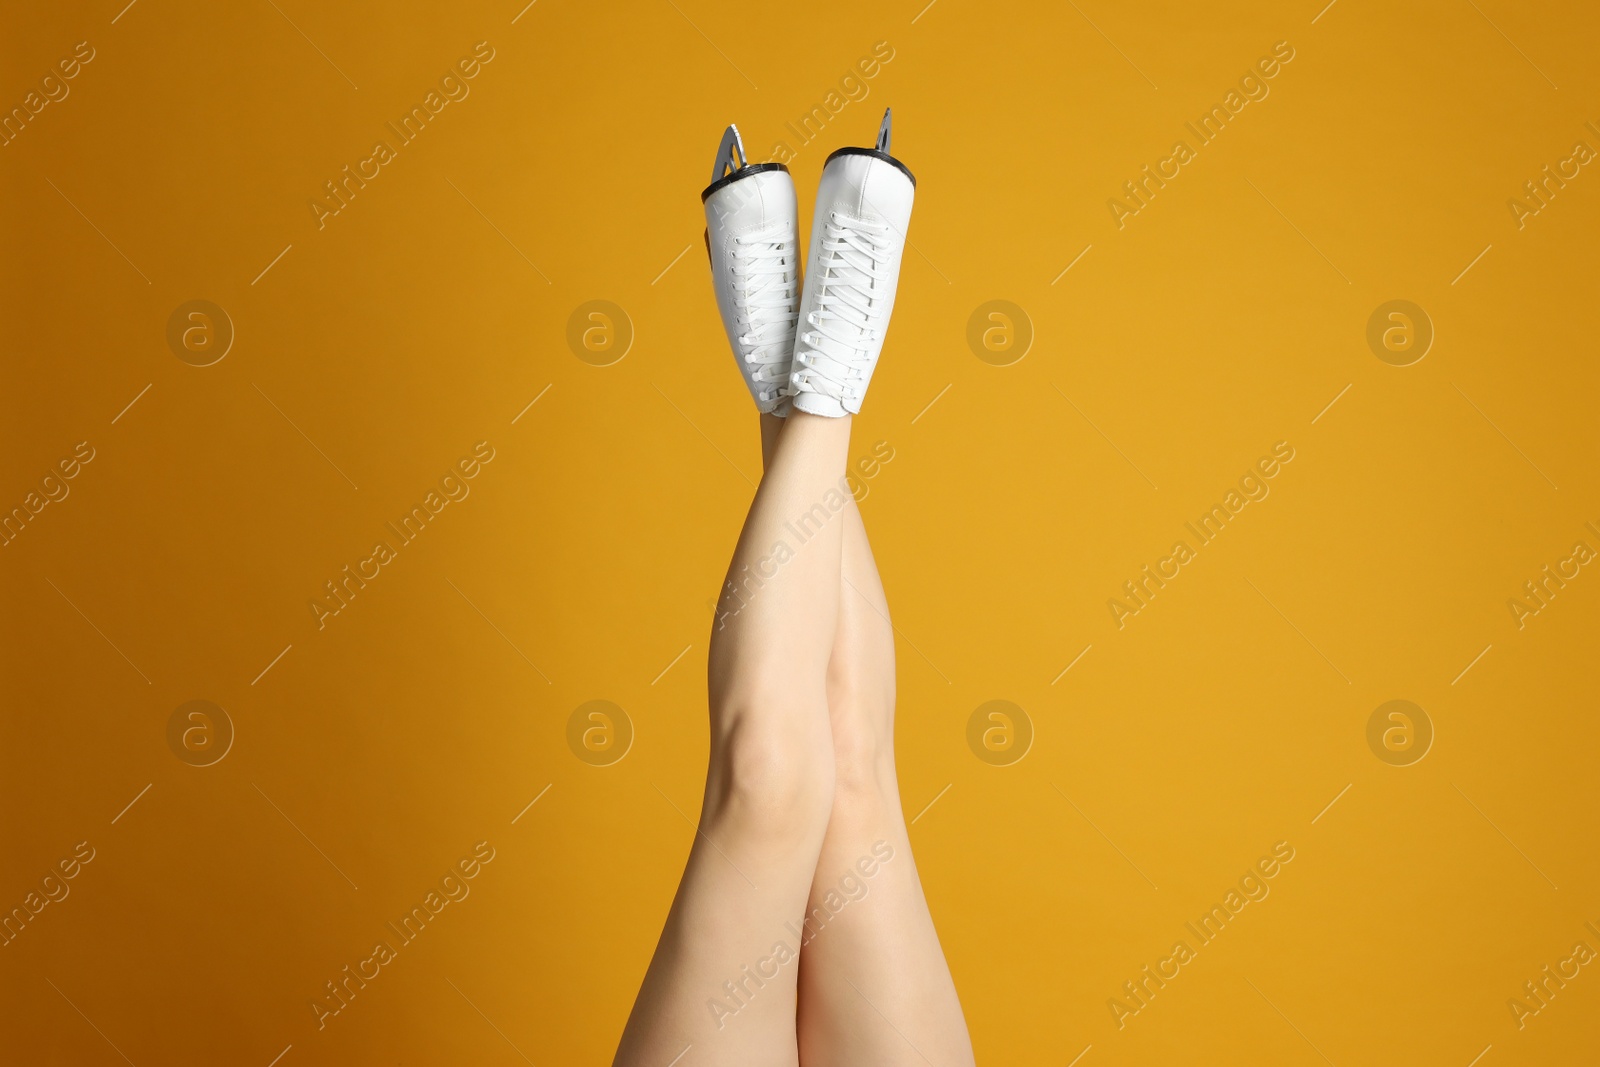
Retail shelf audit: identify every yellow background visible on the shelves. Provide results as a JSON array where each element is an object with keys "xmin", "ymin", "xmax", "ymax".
[{"xmin": 4, "ymin": 0, "xmax": 1598, "ymax": 1063}]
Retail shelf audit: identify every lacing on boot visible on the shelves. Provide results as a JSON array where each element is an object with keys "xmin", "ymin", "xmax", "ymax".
[
  {"xmin": 790, "ymin": 212, "xmax": 892, "ymax": 407},
  {"xmin": 728, "ymin": 229, "xmax": 799, "ymax": 405}
]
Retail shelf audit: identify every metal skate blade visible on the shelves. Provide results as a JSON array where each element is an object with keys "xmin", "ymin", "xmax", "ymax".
[
  {"xmin": 875, "ymin": 108, "xmax": 892, "ymax": 153},
  {"xmin": 711, "ymin": 123, "xmax": 748, "ymax": 184}
]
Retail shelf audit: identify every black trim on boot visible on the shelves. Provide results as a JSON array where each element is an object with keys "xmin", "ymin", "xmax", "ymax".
[
  {"xmin": 823, "ymin": 146, "xmax": 916, "ymax": 188},
  {"xmin": 701, "ymin": 162, "xmax": 790, "ymax": 203}
]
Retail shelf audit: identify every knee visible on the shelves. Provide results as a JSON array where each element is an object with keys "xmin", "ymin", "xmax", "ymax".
[
  {"xmin": 708, "ymin": 696, "xmax": 836, "ymax": 842},
  {"xmin": 825, "ymin": 671, "xmax": 895, "ymax": 801},
  {"xmin": 827, "ymin": 706, "xmax": 896, "ymax": 803}
]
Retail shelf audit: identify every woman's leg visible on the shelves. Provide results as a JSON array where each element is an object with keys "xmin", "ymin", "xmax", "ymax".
[
  {"xmin": 794, "ymin": 495, "xmax": 977, "ymax": 1066},
  {"xmin": 614, "ymin": 411, "xmax": 853, "ymax": 1067}
]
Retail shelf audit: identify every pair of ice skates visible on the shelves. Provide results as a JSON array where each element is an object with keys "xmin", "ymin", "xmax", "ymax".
[{"xmin": 701, "ymin": 109, "xmax": 915, "ymax": 418}]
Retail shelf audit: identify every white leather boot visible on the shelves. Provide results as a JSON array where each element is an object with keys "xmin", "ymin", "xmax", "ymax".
[
  {"xmin": 789, "ymin": 109, "xmax": 915, "ymax": 418},
  {"xmin": 702, "ymin": 124, "xmax": 801, "ymax": 416}
]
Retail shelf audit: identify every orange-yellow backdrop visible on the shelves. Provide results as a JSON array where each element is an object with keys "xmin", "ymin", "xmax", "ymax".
[{"xmin": 3, "ymin": 0, "xmax": 1598, "ymax": 1063}]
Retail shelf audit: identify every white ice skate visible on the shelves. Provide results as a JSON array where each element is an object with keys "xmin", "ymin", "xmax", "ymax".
[
  {"xmin": 702, "ymin": 124, "xmax": 801, "ymax": 415},
  {"xmin": 788, "ymin": 109, "xmax": 916, "ymax": 418}
]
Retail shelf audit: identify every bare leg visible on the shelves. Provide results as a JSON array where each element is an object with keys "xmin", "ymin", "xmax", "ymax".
[
  {"xmin": 614, "ymin": 412, "xmax": 853, "ymax": 1067},
  {"xmin": 794, "ymin": 495, "xmax": 976, "ymax": 1065}
]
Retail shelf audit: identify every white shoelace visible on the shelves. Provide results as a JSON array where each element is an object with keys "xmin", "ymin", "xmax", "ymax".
[
  {"xmin": 729, "ymin": 231, "xmax": 798, "ymax": 404},
  {"xmin": 792, "ymin": 212, "xmax": 892, "ymax": 404}
]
